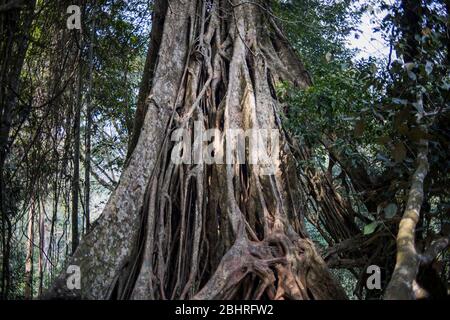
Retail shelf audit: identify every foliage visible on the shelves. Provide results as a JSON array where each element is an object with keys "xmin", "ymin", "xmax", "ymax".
[
  {"xmin": 278, "ymin": 0, "xmax": 449, "ymax": 299},
  {"xmin": 1, "ymin": 0, "xmax": 151, "ymax": 299}
]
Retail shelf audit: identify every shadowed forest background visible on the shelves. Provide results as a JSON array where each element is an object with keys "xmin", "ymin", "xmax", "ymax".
[{"xmin": 0, "ymin": 0, "xmax": 449, "ymax": 300}]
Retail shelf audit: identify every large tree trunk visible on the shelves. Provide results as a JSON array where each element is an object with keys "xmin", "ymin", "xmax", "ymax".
[
  {"xmin": 38, "ymin": 197, "xmax": 45, "ymax": 297},
  {"xmin": 48, "ymin": 0, "xmax": 346, "ymax": 300}
]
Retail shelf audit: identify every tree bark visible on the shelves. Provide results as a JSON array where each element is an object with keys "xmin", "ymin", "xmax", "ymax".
[
  {"xmin": 38, "ymin": 197, "xmax": 45, "ymax": 297},
  {"xmin": 385, "ymin": 140, "xmax": 429, "ymax": 299},
  {"xmin": 127, "ymin": 0, "xmax": 168, "ymax": 159},
  {"xmin": 48, "ymin": 0, "xmax": 346, "ymax": 300},
  {"xmin": 24, "ymin": 199, "xmax": 35, "ymax": 299},
  {"xmin": 84, "ymin": 16, "xmax": 95, "ymax": 233},
  {"xmin": 71, "ymin": 57, "xmax": 82, "ymax": 254},
  {"xmin": 384, "ymin": 0, "xmax": 430, "ymax": 300}
]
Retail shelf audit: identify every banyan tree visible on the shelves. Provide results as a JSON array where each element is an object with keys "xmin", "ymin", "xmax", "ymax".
[{"xmin": 47, "ymin": 0, "xmax": 351, "ymax": 300}]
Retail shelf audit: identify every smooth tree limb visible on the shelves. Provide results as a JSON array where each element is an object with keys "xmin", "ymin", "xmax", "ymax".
[{"xmin": 385, "ymin": 139, "xmax": 429, "ymax": 300}]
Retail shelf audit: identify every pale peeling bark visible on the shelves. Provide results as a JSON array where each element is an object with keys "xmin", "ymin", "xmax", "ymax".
[
  {"xmin": 385, "ymin": 139, "xmax": 429, "ymax": 300},
  {"xmin": 48, "ymin": 0, "xmax": 346, "ymax": 300}
]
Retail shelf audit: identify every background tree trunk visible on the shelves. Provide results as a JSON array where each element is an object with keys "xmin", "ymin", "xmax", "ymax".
[
  {"xmin": 84, "ymin": 16, "xmax": 95, "ymax": 233},
  {"xmin": 38, "ymin": 197, "xmax": 45, "ymax": 297},
  {"xmin": 24, "ymin": 199, "xmax": 35, "ymax": 299},
  {"xmin": 71, "ymin": 55, "xmax": 83, "ymax": 254}
]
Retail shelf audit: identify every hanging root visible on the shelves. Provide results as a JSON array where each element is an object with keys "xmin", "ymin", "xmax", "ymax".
[{"xmin": 194, "ymin": 233, "xmax": 346, "ymax": 300}]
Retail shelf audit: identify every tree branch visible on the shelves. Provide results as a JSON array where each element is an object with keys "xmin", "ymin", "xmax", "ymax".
[
  {"xmin": 385, "ymin": 139, "xmax": 429, "ymax": 300},
  {"xmin": 419, "ymin": 236, "xmax": 450, "ymax": 265}
]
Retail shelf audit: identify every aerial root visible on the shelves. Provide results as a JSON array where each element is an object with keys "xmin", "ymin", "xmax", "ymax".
[{"xmin": 193, "ymin": 232, "xmax": 320, "ymax": 300}]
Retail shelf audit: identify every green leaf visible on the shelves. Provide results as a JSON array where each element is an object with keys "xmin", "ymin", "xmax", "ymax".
[
  {"xmin": 130, "ymin": 35, "xmax": 138, "ymax": 45},
  {"xmin": 364, "ymin": 221, "xmax": 380, "ymax": 235},
  {"xmin": 384, "ymin": 203, "xmax": 398, "ymax": 219}
]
